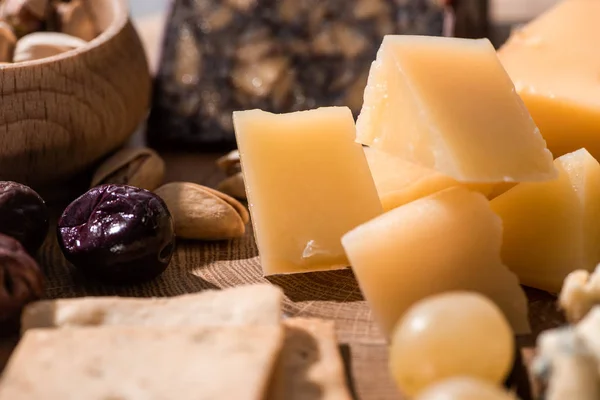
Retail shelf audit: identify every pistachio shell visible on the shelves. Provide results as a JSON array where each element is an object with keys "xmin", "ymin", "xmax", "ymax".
[
  {"xmin": 56, "ymin": 0, "xmax": 97, "ymax": 41},
  {"xmin": 216, "ymin": 150, "xmax": 241, "ymax": 176},
  {"xmin": 0, "ymin": 22, "xmax": 16, "ymax": 62},
  {"xmin": 0, "ymin": 0, "xmax": 48, "ymax": 37},
  {"xmin": 200, "ymin": 185, "xmax": 249, "ymax": 224},
  {"xmin": 22, "ymin": 0, "xmax": 48, "ymax": 20},
  {"xmin": 91, "ymin": 147, "xmax": 166, "ymax": 191},
  {"xmin": 13, "ymin": 32, "xmax": 87, "ymax": 62},
  {"xmin": 218, "ymin": 172, "xmax": 246, "ymax": 200},
  {"xmin": 155, "ymin": 182, "xmax": 248, "ymax": 241}
]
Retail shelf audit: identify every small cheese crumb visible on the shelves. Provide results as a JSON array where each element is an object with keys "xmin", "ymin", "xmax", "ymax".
[
  {"xmin": 558, "ymin": 266, "xmax": 600, "ymax": 323},
  {"xmin": 534, "ymin": 326, "xmax": 600, "ymax": 400}
]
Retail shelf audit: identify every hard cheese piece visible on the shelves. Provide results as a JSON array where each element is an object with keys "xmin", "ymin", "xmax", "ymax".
[
  {"xmin": 0, "ymin": 326, "xmax": 284, "ymax": 400},
  {"xmin": 268, "ymin": 318, "xmax": 352, "ymax": 400},
  {"xmin": 21, "ymin": 284, "xmax": 282, "ymax": 332},
  {"xmin": 364, "ymin": 147, "xmax": 492, "ymax": 211},
  {"xmin": 356, "ymin": 35, "xmax": 556, "ymax": 183},
  {"xmin": 342, "ymin": 187, "xmax": 530, "ymax": 339},
  {"xmin": 498, "ymin": 0, "xmax": 600, "ymax": 160},
  {"xmin": 491, "ymin": 149, "xmax": 600, "ymax": 293},
  {"xmin": 234, "ymin": 107, "xmax": 382, "ymax": 275}
]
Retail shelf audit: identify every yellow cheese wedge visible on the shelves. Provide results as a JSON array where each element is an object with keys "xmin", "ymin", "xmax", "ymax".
[
  {"xmin": 341, "ymin": 187, "xmax": 530, "ymax": 339},
  {"xmin": 499, "ymin": 0, "xmax": 600, "ymax": 160},
  {"xmin": 491, "ymin": 149, "xmax": 600, "ymax": 294},
  {"xmin": 356, "ymin": 35, "xmax": 556, "ymax": 184},
  {"xmin": 364, "ymin": 147, "xmax": 493, "ymax": 211},
  {"xmin": 488, "ymin": 182, "xmax": 518, "ymax": 200},
  {"xmin": 234, "ymin": 107, "xmax": 382, "ymax": 276}
]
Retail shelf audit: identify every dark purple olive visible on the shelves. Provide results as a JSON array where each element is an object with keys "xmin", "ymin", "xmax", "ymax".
[
  {"xmin": 57, "ymin": 184, "xmax": 175, "ymax": 284},
  {"xmin": 0, "ymin": 181, "xmax": 49, "ymax": 254},
  {"xmin": 0, "ymin": 234, "xmax": 44, "ymax": 336}
]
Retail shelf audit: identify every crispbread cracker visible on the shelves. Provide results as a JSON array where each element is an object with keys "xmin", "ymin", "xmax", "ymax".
[
  {"xmin": 268, "ymin": 318, "xmax": 353, "ymax": 400},
  {"xmin": 21, "ymin": 284, "xmax": 282, "ymax": 332},
  {"xmin": 0, "ymin": 325, "xmax": 284, "ymax": 400}
]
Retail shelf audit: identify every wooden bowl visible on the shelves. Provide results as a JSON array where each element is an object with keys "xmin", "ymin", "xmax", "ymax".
[{"xmin": 0, "ymin": 0, "xmax": 150, "ymax": 188}]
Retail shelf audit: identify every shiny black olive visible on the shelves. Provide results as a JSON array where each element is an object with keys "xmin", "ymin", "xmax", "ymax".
[
  {"xmin": 0, "ymin": 181, "xmax": 49, "ymax": 254},
  {"xmin": 0, "ymin": 233, "xmax": 44, "ymax": 336},
  {"xmin": 57, "ymin": 184, "xmax": 175, "ymax": 284}
]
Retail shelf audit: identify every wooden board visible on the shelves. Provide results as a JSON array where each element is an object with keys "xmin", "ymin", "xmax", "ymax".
[{"xmin": 0, "ymin": 151, "xmax": 565, "ymax": 399}]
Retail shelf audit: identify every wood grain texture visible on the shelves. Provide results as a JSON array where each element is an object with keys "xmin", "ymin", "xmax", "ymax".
[
  {"xmin": 0, "ymin": 152, "xmax": 564, "ymax": 399},
  {"xmin": 0, "ymin": 0, "xmax": 150, "ymax": 187}
]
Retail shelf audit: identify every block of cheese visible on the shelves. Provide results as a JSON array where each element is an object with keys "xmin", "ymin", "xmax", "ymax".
[
  {"xmin": 499, "ymin": 0, "xmax": 600, "ymax": 160},
  {"xmin": 491, "ymin": 149, "xmax": 600, "ymax": 293},
  {"xmin": 0, "ymin": 326, "xmax": 284, "ymax": 400},
  {"xmin": 268, "ymin": 318, "xmax": 352, "ymax": 400},
  {"xmin": 488, "ymin": 182, "xmax": 518, "ymax": 200},
  {"xmin": 234, "ymin": 107, "xmax": 382, "ymax": 275},
  {"xmin": 21, "ymin": 284, "xmax": 282, "ymax": 332},
  {"xmin": 364, "ymin": 147, "xmax": 493, "ymax": 211},
  {"xmin": 356, "ymin": 35, "xmax": 556, "ymax": 183},
  {"xmin": 342, "ymin": 187, "xmax": 530, "ymax": 339}
]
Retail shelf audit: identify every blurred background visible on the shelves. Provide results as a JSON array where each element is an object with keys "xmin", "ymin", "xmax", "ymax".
[
  {"xmin": 129, "ymin": 0, "xmax": 563, "ymax": 45},
  {"xmin": 129, "ymin": 0, "xmax": 564, "ymax": 149}
]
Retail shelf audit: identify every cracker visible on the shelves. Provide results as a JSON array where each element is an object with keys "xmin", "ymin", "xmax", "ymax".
[
  {"xmin": 0, "ymin": 325, "xmax": 283, "ymax": 400},
  {"xmin": 21, "ymin": 284, "xmax": 282, "ymax": 332},
  {"xmin": 268, "ymin": 318, "xmax": 353, "ymax": 400}
]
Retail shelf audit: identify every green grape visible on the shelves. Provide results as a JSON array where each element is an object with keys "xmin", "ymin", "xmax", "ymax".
[{"xmin": 389, "ymin": 292, "xmax": 514, "ymax": 397}]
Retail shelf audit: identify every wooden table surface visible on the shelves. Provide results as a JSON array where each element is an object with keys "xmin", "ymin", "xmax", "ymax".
[
  {"xmin": 0, "ymin": 147, "xmax": 565, "ymax": 400},
  {"xmin": 0, "ymin": 153, "xmax": 564, "ymax": 400}
]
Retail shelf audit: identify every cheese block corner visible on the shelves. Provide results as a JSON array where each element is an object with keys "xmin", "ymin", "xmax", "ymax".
[
  {"xmin": 491, "ymin": 148, "xmax": 600, "ymax": 293},
  {"xmin": 357, "ymin": 35, "xmax": 556, "ymax": 184},
  {"xmin": 342, "ymin": 186, "xmax": 530, "ymax": 338},
  {"xmin": 499, "ymin": 0, "xmax": 600, "ymax": 160},
  {"xmin": 234, "ymin": 107, "xmax": 382, "ymax": 275}
]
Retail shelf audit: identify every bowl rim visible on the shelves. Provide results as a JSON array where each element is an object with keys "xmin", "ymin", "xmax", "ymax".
[{"xmin": 0, "ymin": 0, "xmax": 129, "ymax": 70}]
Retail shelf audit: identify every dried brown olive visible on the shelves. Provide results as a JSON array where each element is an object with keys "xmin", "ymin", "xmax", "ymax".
[
  {"xmin": 0, "ymin": 181, "xmax": 49, "ymax": 254},
  {"xmin": 0, "ymin": 233, "xmax": 44, "ymax": 336},
  {"xmin": 57, "ymin": 184, "xmax": 175, "ymax": 284}
]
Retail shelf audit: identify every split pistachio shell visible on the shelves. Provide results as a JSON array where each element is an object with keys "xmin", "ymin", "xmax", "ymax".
[
  {"xmin": 21, "ymin": 0, "xmax": 48, "ymax": 20},
  {"xmin": 91, "ymin": 147, "xmax": 166, "ymax": 191},
  {"xmin": 56, "ymin": 0, "xmax": 96, "ymax": 41},
  {"xmin": 199, "ymin": 185, "xmax": 249, "ymax": 224},
  {"xmin": 13, "ymin": 31, "xmax": 87, "ymax": 62},
  {"xmin": 0, "ymin": 0, "xmax": 48, "ymax": 37},
  {"xmin": 218, "ymin": 172, "xmax": 246, "ymax": 200},
  {"xmin": 0, "ymin": 22, "xmax": 16, "ymax": 62},
  {"xmin": 216, "ymin": 150, "xmax": 241, "ymax": 176},
  {"xmin": 155, "ymin": 182, "xmax": 249, "ymax": 241}
]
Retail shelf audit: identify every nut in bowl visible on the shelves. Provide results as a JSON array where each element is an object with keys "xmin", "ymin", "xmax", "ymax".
[{"xmin": 0, "ymin": 0, "xmax": 150, "ymax": 188}]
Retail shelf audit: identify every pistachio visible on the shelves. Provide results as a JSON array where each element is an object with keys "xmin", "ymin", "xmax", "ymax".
[
  {"xmin": 20, "ymin": 0, "xmax": 47, "ymax": 20},
  {"xmin": 216, "ymin": 150, "xmax": 241, "ymax": 176},
  {"xmin": 91, "ymin": 147, "xmax": 166, "ymax": 191},
  {"xmin": 0, "ymin": 0, "xmax": 48, "ymax": 37},
  {"xmin": 200, "ymin": 185, "xmax": 249, "ymax": 224},
  {"xmin": 155, "ymin": 182, "xmax": 249, "ymax": 241},
  {"xmin": 13, "ymin": 31, "xmax": 86, "ymax": 62},
  {"xmin": 0, "ymin": 22, "xmax": 16, "ymax": 62},
  {"xmin": 218, "ymin": 172, "xmax": 246, "ymax": 200},
  {"xmin": 55, "ymin": 0, "xmax": 96, "ymax": 41}
]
